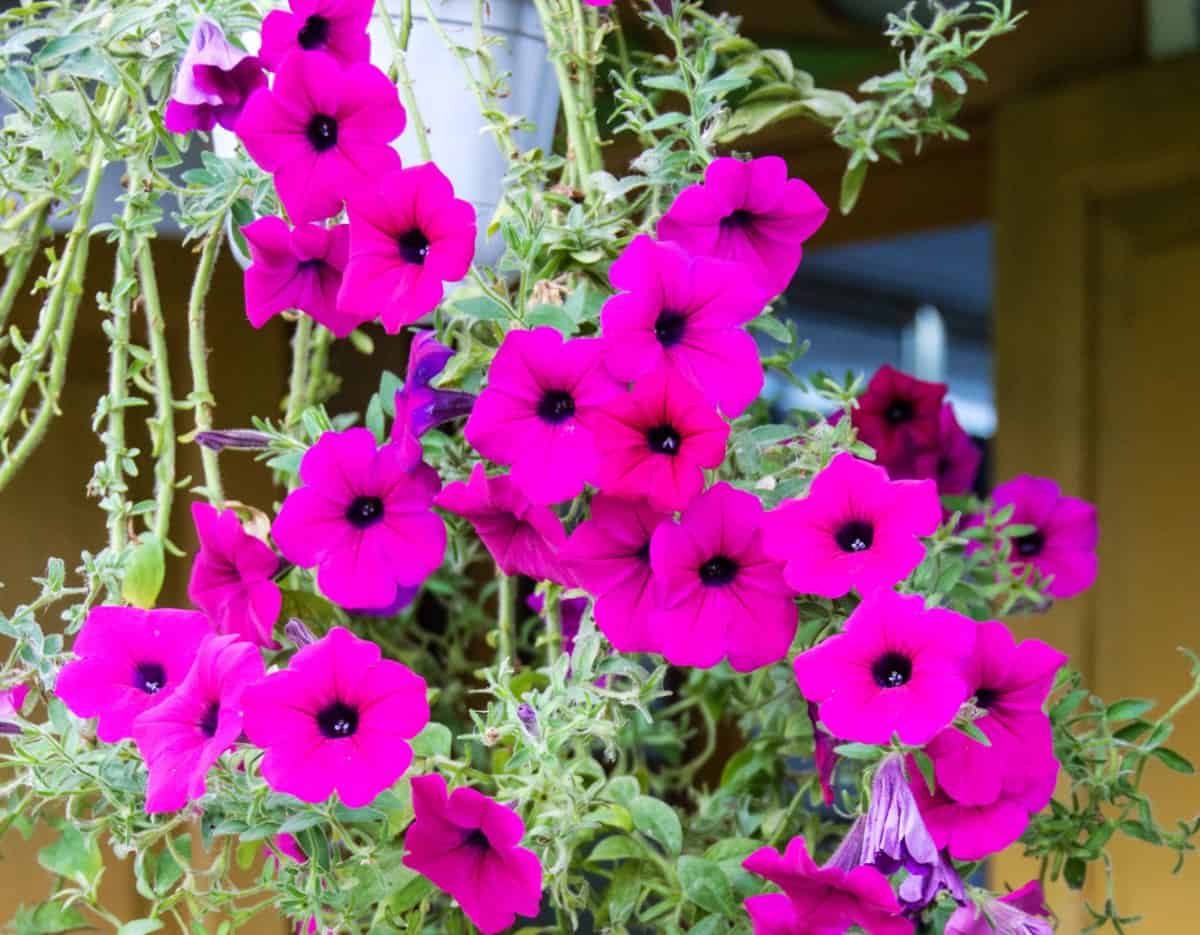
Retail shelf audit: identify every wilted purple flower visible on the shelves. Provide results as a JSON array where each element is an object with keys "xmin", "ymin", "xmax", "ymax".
[
  {"xmin": 946, "ymin": 880, "xmax": 1053, "ymax": 935},
  {"xmin": 196, "ymin": 429, "xmax": 273, "ymax": 452},
  {"xmin": 165, "ymin": 18, "xmax": 266, "ymax": 135},
  {"xmin": 392, "ymin": 331, "xmax": 476, "ymax": 468},
  {"xmin": 283, "ymin": 618, "xmax": 318, "ymax": 648}
]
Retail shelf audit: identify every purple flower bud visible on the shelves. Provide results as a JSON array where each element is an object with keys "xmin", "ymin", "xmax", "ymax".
[
  {"xmin": 391, "ymin": 331, "xmax": 476, "ymax": 468},
  {"xmin": 196, "ymin": 429, "xmax": 273, "ymax": 451},
  {"xmin": 283, "ymin": 618, "xmax": 317, "ymax": 648},
  {"xmin": 164, "ymin": 18, "xmax": 266, "ymax": 135},
  {"xmin": 516, "ymin": 703, "xmax": 539, "ymax": 737}
]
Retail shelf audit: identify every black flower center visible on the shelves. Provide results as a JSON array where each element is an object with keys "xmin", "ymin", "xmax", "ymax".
[
  {"xmin": 199, "ymin": 701, "xmax": 220, "ymax": 738},
  {"xmin": 316, "ymin": 701, "xmax": 359, "ymax": 739},
  {"xmin": 884, "ymin": 398, "xmax": 914, "ymax": 425},
  {"xmin": 723, "ymin": 208, "xmax": 755, "ymax": 229},
  {"xmin": 699, "ymin": 555, "xmax": 738, "ymax": 587},
  {"xmin": 135, "ymin": 662, "xmax": 167, "ymax": 695},
  {"xmin": 834, "ymin": 520, "xmax": 874, "ymax": 553},
  {"xmin": 346, "ymin": 495, "xmax": 385, "ymax": 528},
  {"xmin": 654, "ymin": 310, "xmax": 687, "ymax": 348},
  {"xmin": 635, "ymin": 540, "xmax": 651, "ymax": 563},
  {"xmin": 297, "ymin": 14, "xmax": 330, "ymax": 49},
  {"xmin": 305, "ymin": 113, "xmax": 338, "ymax": 152},
  {"xmin": 646, "ymin": 424, "xmax": 682, "ymax": 456},
  {"xmin": 974, "ymin": 687, "xmax": 998, "ymax": 710},
  {"xmin": 871, "ymin": 652, "xmax": 913, "ymax": 689},
  {"xmin": 536, "ymin": 389, "xmax": 576, "ymax": 424},
  {"xmin": 397, "ymin": 228, "xmax": 431, "ymax": 265},
  {"xmin": 1013, "ymin": 530, "xmax": 1045, "ymax": 558},
  {"xmin": 462, "ymin": 828, "xmax": 490, "ymax": 851}
]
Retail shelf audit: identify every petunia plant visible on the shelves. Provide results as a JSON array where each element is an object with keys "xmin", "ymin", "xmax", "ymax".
[{"xmin": 0, "ymin": 1, "xmax": 1197, "ymax": 934}]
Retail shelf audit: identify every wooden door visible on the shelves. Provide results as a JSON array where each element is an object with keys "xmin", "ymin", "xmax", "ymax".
[{"xmin": 992, "ymin": 56, "xmax": 1200, "ymax": 933}]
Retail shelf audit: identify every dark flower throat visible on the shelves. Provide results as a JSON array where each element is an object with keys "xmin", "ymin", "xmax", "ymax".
[
  {"xmin": 654, "ymin": 310, "xmax": 687, "ymax": 348},
  {"xmin": 462, "ymin": 828, "xmax": 491, "ymax": 851},
  {"xmin": 884, "ymin": 398, "xmax": 914, "ymax": 425},
  {"xmin": 872, "ymin": 652, "xmax": 912, "ymax": 689},
  {"xmin": 317, "ymin": 700, "xmax": 359, "ymax": 739},
  {"xmin": 537, "ymin": 389, "xmax": 575, "ymax": 424},
  {"xmin": 835, "ymin": 520, "xmax": 873, "ymax": 553},
  {"xmin": 306, "ymin": 114, "xmax": 338, "ymax": 152},
  {"xmin": 646, "ymin": 424, "xmax": 682, "ymax": 455},
  {"xmin": 135, "ymin": 661, "xmax": 167, "ymax": 694},
  {"xmin": 699, "ymin": 555, "xmax": 738, "ymax": 586},
  {"xmin": 1013, "ymin": 530, "xmax": 1045, "ymax": 557},
  {"xmin": 346, "ymin": 495, "xmax": 385, "ymax": 528},
  {"xmin": 397, "ymin": 229, "xmax": 431, "ymax": 265},
  {"xmin": 199, "ymin": 701, "xmax": 220, "ymax": 738},
  {"xmin": 297, "ymin": 14, "xmax": 330, "ymax": 50}
]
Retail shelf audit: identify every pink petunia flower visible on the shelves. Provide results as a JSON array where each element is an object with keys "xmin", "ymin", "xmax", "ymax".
[
  {"xmin": 946, "ymin": 880, "xmax": 1053, "ymax": 935},
  {"xmin": 465, "ymin": 328, "xmax": 622, "ymax": 504},
  {"xmin": 794, "ymin": 590, "xmax": 975, "ymax": 746},
  {"xmin": 132, "ymin": 633, "xmax": 264, "ymax": 813},
  {"xmin": 851, "ymin": 365, "xmax": 947, "ymax": 467},
  {"xmin": 274, "ymin": 833, "xmax": 308, "ymax": 865},
  {"xmin": 242, "ymin": 218, "xmax": 364, "ymax": 336},
  {"xmin": 402, "ymin": 773, "xmax": 543, "ymax": 934},
  {"xmin": 761, "ymin": 452, "xmax": 941, "ymax": 599},
  {"xmin": 242, "ymin": 626, "xmax": 429, "ymax": 807},
  {"xmin": 889, "ymin": 403, "xmax": 981, "ymax": 496},
  {"xmin": 236, "ymin": 52, "xmax": 404, "ymax": 224},
  {"xmin": 599, "ymin": 235, "xmax": 768, "ymax": 417},
  {"xmin": 164, "ymin": 18, "xmax": 266, "ymax": 135},
  {"xmin": 742, "ymin": 836, "xmax": 912, "ymax": 935},
  {"xmin": 648, "ymin": 483, "xmax": 797, "ymax": 671},
  {"xmin": 583, "ymin": 0, "xmax": 614, "ymax": 6},
  {"xmin": 0, "ymin": 684, "xmax": 28, "ymax": 735},
  {"xmin": 55, "ymin": 607, "xmax": 211, "ymax": 743},
  {"xmin": 592, "ymin": 367, "xmax": 729, "ymax": 513},
  {"xmin": 657, "ymin": 156, "xmax": 827, "ymax": 296},
  {"xmin": 976, "ymin": 474, "xmax": 1098, "ymax": 600},
  {"xmin": 339, "ymin": 163, "xmax": 476, "ymax": 333},
  {"xmin": 270, "ymin": 429, "xmax": 446, "ymax": 610},
  {"xmin": 435, "ymin": 464, "xmax": 574, "ymax": 584},
  {"xmin": 560, "ymin": 494, "xmax": 669, "ymax": 653},
  {"xmin": 391, "ymin": 330, "xmax": 476, "ymax": 469},
  {"xmin": 260, "ymin": 0, "xmax": 373, "ymax": 71},
  {"xmin": 924, "ymin": 621, "xmax": 1066, "ymax": 807},
  {"xmin": 188, "ymin": 502, "xmax": 282, "ymax": 649}
]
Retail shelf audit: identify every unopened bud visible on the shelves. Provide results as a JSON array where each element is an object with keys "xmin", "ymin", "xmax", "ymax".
[
  {"xmin": 516, "ymin": 703, "xmax": 539, "ymax": 737},
  {"xmin": 195, "ymin": 429, "xmax": 272, "ymax": 452},
  {"xmin": 284, "ymin": 618, "xmax": 317, "ymax": 648}
]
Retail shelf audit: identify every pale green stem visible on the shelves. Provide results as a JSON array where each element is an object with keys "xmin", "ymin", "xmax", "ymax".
[
  {"xmin": 496, "ymin": 570, "xmax": 515, "ymax": 663},
  {"xmin": 379, "ymin": 0, "xmax": 434, "ymax": 163},
  {"xmin": 530, "ymin": 0, "xmax": 594, "ymax": 191},
  {"xmin": 0, "ymin": 205, "xmax": 48, "ymax": 334},
  {"xmin": 186, "ymin": 228, "xmax": 226, "ymax": 507},
  {"xmin": 543, "ymin": 584, "xmax": 562, "ymax": 661},
  {"xmin": 285, "ymin": 315, "xmax": 313, "ymax": 426},
  {"xmin": 305, "ymin": 324, "xmax": 333, "ymax": 408},
  {"xmin": 137, "ymin": 239, "xmax": 176, "ymax": 542}
]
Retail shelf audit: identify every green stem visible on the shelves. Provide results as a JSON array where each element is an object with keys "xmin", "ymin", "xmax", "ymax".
[
  {"xmin": 531, "ymin": 0, "xmax": 594, "ymax": 191},
  {"xmin": 137, "ymin": 239, "xmax": 176, "ymax": 542},
  {"xmin": 0, "ymin": 205, "xmax": 47, "ymax": 335},
  {"xmin": 381, "ymin": 0, "xmax": 434, "ymax": 163},
  {"xmin": 496, "ymin": 570, "xmax": 515, "ymax": 664},
  {"xmin": 543, "ymin": 584, "xmax": 562, "ymax": 661},
  {"xmin": 285, "ymin": 315, "xmax": 314, "ymax": 426},
  {"xmin": 187, "ymin": 228, "xmax": 226, "ymax": 507},
  {"xmin": 305, "ymin": 324, "xmax": 333, "ymax": 408}
]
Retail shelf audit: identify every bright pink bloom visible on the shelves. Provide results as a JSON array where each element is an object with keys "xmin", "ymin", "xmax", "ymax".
[
  {"xmin": 56, "ymin": 607, "xmax": 211, "ymax": 743},
  {"xmin": 583, "ymin": 0, "xmax": 613, "ymax": 6},
  {"xmin": 0, "ymin": 684, "xmax": 28, "ymax": 735},
  {"xmin": 435, "ymin": 464, "xmax": 574, "ymax": 584},
  {"xmin": 165, "ymin": 18, "xmax": 265, "ymax": 134},
  {"xmin": 188, "ymin": 502, "xmax": 282, "ymax": 649},
  {"xmin": 852, "ymin": 365, "xmax": 947, "ymax": 466},
  {"xmin": 600, "ymin": 235, "xmax": 768, "ymax": 417},
  {"xmin": 391, "ymin": 330, "xmax": 475, "ymax": 469},
  {"xmin": 657, "ymin": 156, "xmax": 827, "ymax": 296},
  {"xmin": 242, "ymin": 626, "xmax": 428, "ymax": 807},
  {"xmin": 242, "ymin": 218, "xmax": 362, "ymax": 336},
  {"xmin": 275, "ymin": 833, "xmax": 308, "ymax": 864},
  {"xmin": 946, "ymin": 880, "xmax": 1053, "ymax": 935},
  {"xmin": 925, "ymin": 621, "xmax": 1066, "ymax": 807},
  {"xmin": 236, "ymin": 52, "xmax": 404, "ymax": 223},
  {"xmin": 883, "ymin": 403, "xmax": 982, "ymax": 498},
  {"xmin": 979, "ymin": 474, "xmax": 1099, "ymax": 599},
  {"xmin": 260, "ymin": 0, "xmax": 373, "ymax": 70},
  {"xmin": 648, "ymin": 483, "xmax": 796, "ymax": 671},
  {"xmin": 794, "ymin": 590, "xmax": 975, "ymax": 745},
  {"xmin": 466, "ymin": 328, "xmax": 622, "ymax": 504},
  {"xmin": 593, "ymin": 367, "xmax": 729, "ymax": 513},
  {"xmin": 742, "ymin": 836, "xmax": 912, "ymax": 935},
  {"xmin": 339, "ymin": 163, "xmax": 476, "ymax": 332},
  {"xmin": 761, "ymin": 452, "xmax": 940, "ymax": 599},
  {"xmin": 270, "ymin": 429, "xmax": 446, "ymax": 610},
  {"xmin": 403, "ymin": 774, "xmax": 542, "ymax": 934},
  {"xmin": 132, "ymin": 633, "xmax": 264, "ymax": 813},
  {"xmin": 560, "ymin": 494, "xmax": 669, "ymax": 653}
]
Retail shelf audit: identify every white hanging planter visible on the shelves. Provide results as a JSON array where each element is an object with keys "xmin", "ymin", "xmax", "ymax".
[{"xmin": 371, "ymin": 0, "xmax": 561, "ymax": 267}]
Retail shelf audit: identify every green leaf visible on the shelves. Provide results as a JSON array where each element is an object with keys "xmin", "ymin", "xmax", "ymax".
[
  {"xmin": 278, "ymin": 589, "xmax": 347, "ymax": 637},
  {"xmin": 606, "ymin": 775, "xmax": 641, "ymax": 807},
  {"xmin": 38, "ymin": 824, "xmax": 102, "ymax": 885},
  {"xmin": 0, "ymin": 66, "xmax": 36, "ymax": 113},
  {"xmin": 587, "ymin": 835, "xmax": 646, "ymax": 864},
  {"xmin": 12, "ymin": 900, "xmax": 88, "ymax": 935},
  {"xmin": 117, "ymin": 921, "xmax": 164, "ymax": 935},
  {"xmin": 1119, "ymin": 819, "xmax": 1162, "ymax": 844},
  {"xmin": 389, "ymin": 874, "xmax": 435, "ymax": 914},
  {"xmin": 840, "ymin": 160, "xmax": 869, "ymax": 215},
  {"xmin": 1105, "ymin": 699, "xmax": 1155, "ymax": 722},
  {"xmin": 678, "ymin": 856, "xmax": 737, "ymax": 918},
  {"xmin": 607, "ymin": 862, "xmax": 642, "ymax": 926},
  {"xmin": 526, "ymin": 303, "xmax": 575, "ymax": 335},
  {"xmin": 1049, "ymin": 688, "xmax": 1089, "ymax": 722},
  {"xmin": 911, "ymin": 749, "xmax": 937, "ymax": 795},
  {"xmin": 954, "ymin": 719, "xmax": 992, "ymax": 747},
  {"xmin": 122, "ymin": 534, "xmax": 165, "ymax": 609},
  {"xmin": 1063, "ymin": 856, "xmax": 1087, "ymax": 890},
  {"xmin": 833, "ymin": 742, "xmax": 883, "ymax": 761},
  {"xmin": 1152, "ymin": 747, "xmax": 1195, "ymax": 774},
  {"xmin": 410, "ymin": 722, "xmax": 453, "ymax": 758},
  {"xmin": 451, "ymin": 293, "xmax": 511, "ymax": 321},
  {"xmin": 630, "ymin": 795, "xmax": 683, "ymax": 854},
  {"xmin": 687, "ymin": 916, "xmax": 727, "ymax": 935}
]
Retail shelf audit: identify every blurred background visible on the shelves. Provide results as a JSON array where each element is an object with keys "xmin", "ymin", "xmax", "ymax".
[{"xmin": 2, "ymin": 0, "xmax": 1200, "ymax": 931}]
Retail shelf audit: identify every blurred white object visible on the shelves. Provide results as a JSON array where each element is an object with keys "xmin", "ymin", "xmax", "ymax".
[{"xmin": 1146, "ymin": 0, "xmax": 1200, "ymax": 59}]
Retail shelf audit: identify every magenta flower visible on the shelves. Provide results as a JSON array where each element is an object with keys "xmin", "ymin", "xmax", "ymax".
[
  {"xmin": 274, "ymin": 833, "xmax": 308, "ymax": 865},
  {"xmin": 929, "ymin": 404, "xmax": 981, "ymax": 495},
  {"xmin": 583, "ymin": 0, "xmax": 613, "ymax": 6},
  {"xmin": 242, "ymin": 218, "xmax": 364, "ymax": 336},
  {"xmin": 260, "ymin": 0, "xmax": 372, "ymax": 71},
  {"xmin": 794, "ymin": 590, "xmax": 975, "ymax": 745},
  {"xmin": 761, "ymin": 452, "xmax": 940, "ymax": 599},
  {"xmin": 809, "ymin": 702, "xmax": 838, "ymax": 807},
  {"xmin": 403, "ymin": 773, "xmax": 543, "ymax": 934},
  {"xmin": 851, "ymin": 365, "xmax": 947, "ymax": 466},
  {"xmin": 339, "ymin": 163, "xmax": 476, "ymax": 333},
  {"xmin": 270, "ymin": 429, "xmax": 446, "ymax": 610},
  {"xmin": 0, "ymin": 684, "xmax": 28, "ymax": 735},
  {"xmin": 593, "ymin": 367, "xmax": 729, "ymax": 513},
  {"xmin": 599, "ymin": 235, "xmax": 768, "ymax": 417},
  {"xmin": 391, "ymin": 330, "xmax": 476, "ymax": 469},
  {"xmin": 188, "ymin": 502, "xmax": 282, "ymax": 649},
  {"xmin": 657, "ymin": 156, "xmax": 827, "ymax": 295},
  {"xmin": 242, "ymin": 626, "xmax": 428, "ymax": 807},
  {"xmin": 742, "ymin": 836, "xmax": 912, "ymax": 935},
  {"xmin": 924, "ymin": 621, "xmax": 1066, "ymax": 807},
  {"xmin": 946, "ymin": 881, "xmax": 1052, "ymax": 935},
  {"xmin": 435, "ymin": 464, "xmax": 574, "ymax": 584},
  {"xmin": 560, "ymin": 494, "xmax": 669, "ymax": 653},
  {"xmin": 978, "ymin": 474, "xmax": 1099, "ymax": 599},
  {"xmin": 236, "ymin": 51, "xmax": 404, "ymax": 223},
  {"xmin": 466, "ymin": 328, "xmax": 622, "ymax": 504},
  {"xmin": 56, "ymin": 607, "xmax": 211, "ymax": 743},
  {"xmin": 648, "ymin": 483, "xmax": 797, "ymax": 671},
  {"xmin": 164, "ymin": 18, "xmax": 265, "ymax": 135},
  {"xmin": 132, "ymin": 633, "xmax": 264, "ymax": 813}
]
